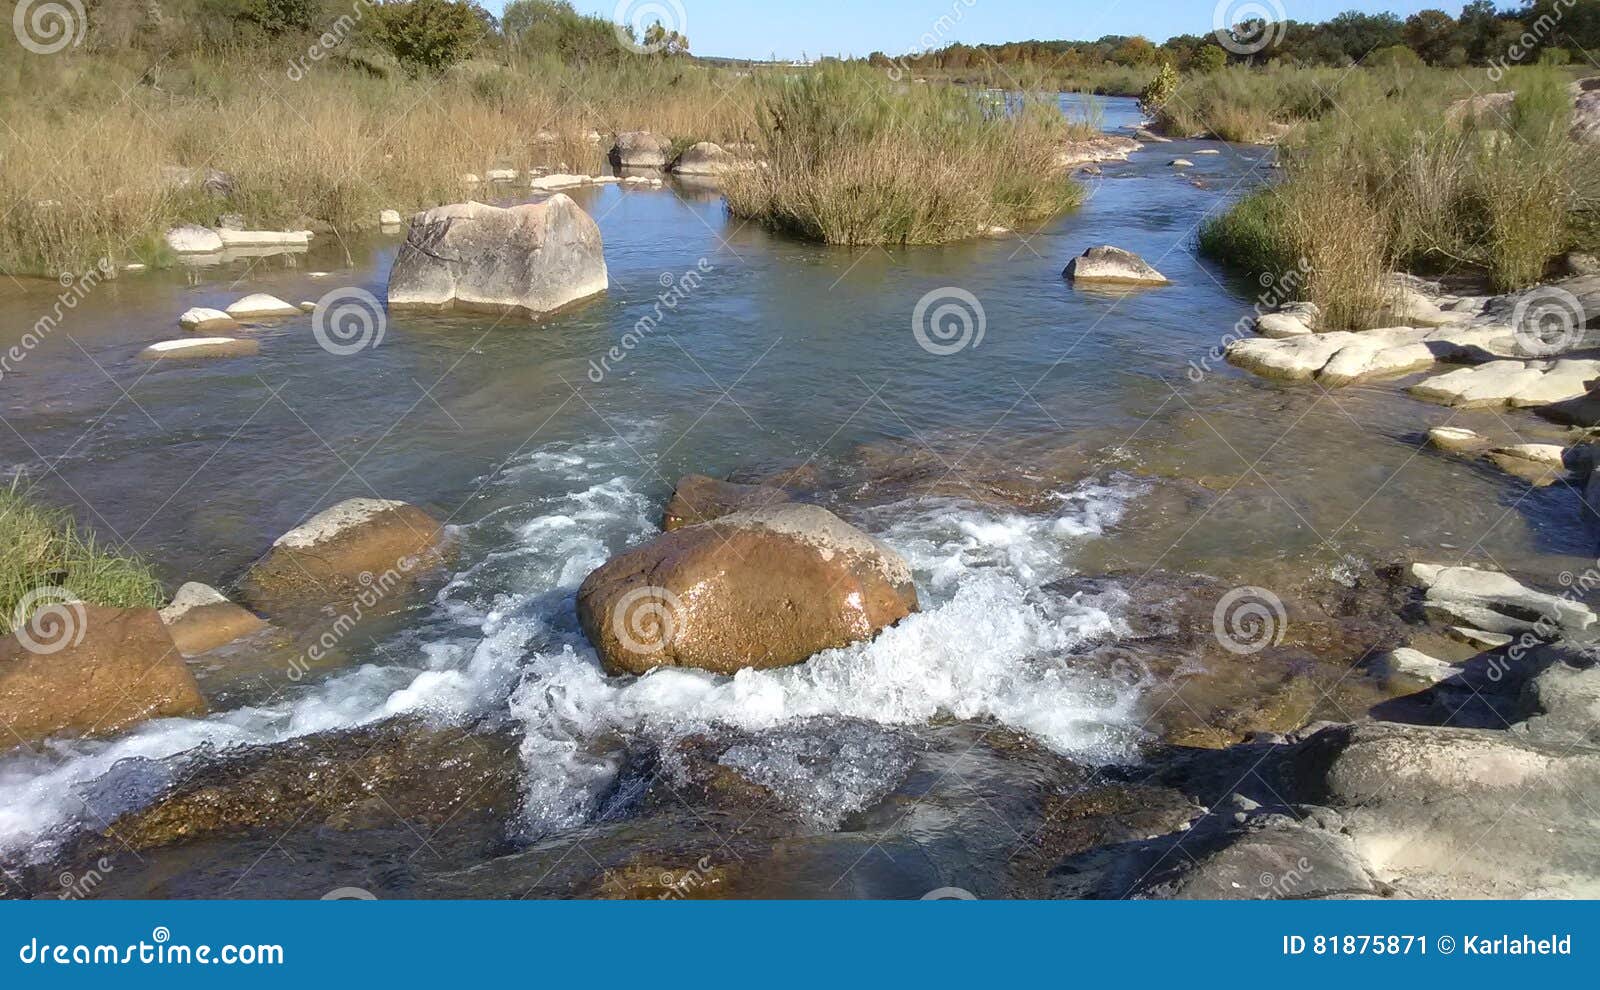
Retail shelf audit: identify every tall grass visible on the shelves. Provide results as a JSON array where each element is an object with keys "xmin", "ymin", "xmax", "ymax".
[
  {"xmin": 0, "ymin": 481, "xmax": 164, "ymax": 635},
  {"xmin": 721, "ymin": 66, "xmax": 1084, "ymax": 245},
  {"xmin": 0, "ymin": 49, "xmax": 764, "ymax": 276},
  {"xmin": 1199, "ymin": 66, "xmax": 1595, "ymax": 328}
]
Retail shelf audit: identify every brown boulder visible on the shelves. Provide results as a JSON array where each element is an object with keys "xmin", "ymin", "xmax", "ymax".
[
  {"xmin": 578, "ymin": 504, "xmax": 918, "ymax": 676},
  {"xmin": 0, "ymin": 605, "xmax": 205, "ymax": 744},
  {"xmin": 160, "ymin": 582, "xmax": 268, "ymax": 655},
  {"xmin": 240, "ymin": 498, "xmax": 447, "ymax": 616},
  {"xmin": 662, "ymin": 474, "xmax": 789, "ymax": 531}
]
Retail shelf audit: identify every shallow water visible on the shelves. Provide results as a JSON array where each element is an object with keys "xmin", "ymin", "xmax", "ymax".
[{"xmin": 0, "ymin": 97, "xmax": 1593, "ymax": 895}]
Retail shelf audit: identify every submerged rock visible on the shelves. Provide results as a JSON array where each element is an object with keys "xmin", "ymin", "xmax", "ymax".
[
  {"xmin": 240, "ymin": 498, "xmax": 448, "ymax": 617},
  {"xmin": 138, "ymin": 337, "xmax": 259, "ymax": 361},
  {"xmin": 662, "ymin": 474, "xmax": 790, "ymax": 531},
  {"xmin": 0, "ymin": 606, "xmax": 205, "ymax": 745},
  {"xmin": 386, "ymin": 197, "xmax": 608, "ymax": 318},
  {"xmin": 1063, "ymin": 245, "xmax": 1170, "ymax": 286},
  {"xmin": 100, "ymin": 720, "xmax": 521, "ymax": 852},
  {"xmin": 577, "ymin": 503, "xmax": 918, "ymax": 676},
  {"xmin": 159, "ymin": 582, "xmax": 267, "ymax": 656}
]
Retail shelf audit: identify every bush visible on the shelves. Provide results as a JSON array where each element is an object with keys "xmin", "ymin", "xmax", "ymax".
[
  {"xmin": 374, "ymin": 0, "xmax": 487, "ymax": 74},
  {"xmin": 722, "ymin": 66, "xmax": 1081, "ymax": 245},
  {"xmin": 0, "ymin": 481, "xmax": 164, "ymax": 635},
  {"xmin": 1200, "ymin": 65, "xmax": 1593, "ymax": 327},
  {"xmin": 1194, "ymin": 45, "xmax": 1229, "ymax": 73}
]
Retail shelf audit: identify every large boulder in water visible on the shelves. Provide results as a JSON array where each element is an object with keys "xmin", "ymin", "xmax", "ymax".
[
  {"xmin": 671, "ymin": 141, "xmax": 740, "ymax": 176},
  {"xmin": 610, "ymin": 131, "xmax": 670, "ymax": 169},
  {"xmin": 1063, "ymin": 245, "xmax": 1170, "ymax": 286},
  {"xmin": 386, "ymin": 196, "xmax": 608, "ymax": 317},
  {"xmin": 0, "ymin": 605, "xmax": 205, "ymax": 744},
  {"xmin": 577, "ymin": 503, "xmax": 918, "ymax": 676},
  {"xmin": 240, "ymin": 498, "xmax": 448, "ymax": 617}
]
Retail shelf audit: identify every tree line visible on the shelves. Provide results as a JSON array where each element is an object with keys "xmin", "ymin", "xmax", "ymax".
[{"xmin": 860, "ymin": 2, "xmax": 1596, "ymax": 73}]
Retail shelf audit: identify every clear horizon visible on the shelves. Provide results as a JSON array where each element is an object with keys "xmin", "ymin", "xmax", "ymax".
[{"xmin": 487, "ymin": 0, "xmax": 1462, "ymax": 61}]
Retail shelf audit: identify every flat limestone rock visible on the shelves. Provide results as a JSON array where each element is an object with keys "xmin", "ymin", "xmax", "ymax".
[
  {"xmin": 164, "ymin": 225, "xmax": 223, "ymax": 254},
  {"xmin": 1426, "ymin": 426, "xmax": 1486, "ymax": 453},
  {"xmin": 178, "ymin": 307, "xmax": 237, "ymax": 332},
  {"xmin": 216, "ymin": 230, "xmax": 311, "ymax": 249},
  {"xmin": 1368, "ymin": 647, "xmax": 1459, "ymax": 685},
  {"xmin": 1411, "ymin": 562, "xmax": 1595, "ymax": 637},
  {"xmin": 225, "ymin": 293, "xmax": 301, "ymax": 319},
  {"xmin": 138, "ymin": 337, "xmax": 259, "ymax": 360}
]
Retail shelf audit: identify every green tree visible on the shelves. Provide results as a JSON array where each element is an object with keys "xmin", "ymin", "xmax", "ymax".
[
  {"xmin": 1404, "ymin": 8, "xmax": 1462, "ymax": 64},
  {"xmin": 1138, "ymin": 60, "xmax": 1179, "ymax": 116},
  {"xmin": 642, "ymin": 19, "xmax": 689, "ymax": 55},
  {"xmin": 1193, "ymin": 43, "xmax": 1229, "ymax": 73},
  {"xmin": 373, "ymin": 0, "xmax": 485, "ymax": 74}
]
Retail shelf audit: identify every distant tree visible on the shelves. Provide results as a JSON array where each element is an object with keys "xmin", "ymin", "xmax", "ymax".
[
  {"xmin": 1193, "ymin": 43, "xmax": 1229, "ymax": 73},
  {"xmin": 1404, "ymin": 9, "xmax": 1463, "ymax": 64},
  {"xmin": 642, "ymin": 19, "xmax": 689, "ymax": 56},
  {"xmin": 1110, "ymin": 35, "xmax": 1158, "ymax": 65},
  {"xmin": 1324, "ymin": 10, "xmax": 1405, "ymax": 62}
]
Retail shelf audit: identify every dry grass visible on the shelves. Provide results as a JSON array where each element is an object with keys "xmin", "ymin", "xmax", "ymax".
[
  {"xmin": 1199, "ymin": 65, "xmax": 1595, "ymax": 328},
  {"xmin": 0, "ymin": 51, "xmax": 764, "ymax": 276},
  {"xmin": 722, "ymin": 67, "xmax": 1084, "ymax": 245}
]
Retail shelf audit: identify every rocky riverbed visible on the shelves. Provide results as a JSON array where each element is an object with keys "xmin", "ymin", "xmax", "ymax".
[{"xmin": 1, "ymin": 96, "xmax": 1596, "ymax": 899}]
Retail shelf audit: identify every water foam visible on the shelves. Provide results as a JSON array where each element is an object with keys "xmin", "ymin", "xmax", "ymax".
[
  {"xmin": 507, "ymin": 476, "xmax": 1150, "ymax": 833},
  {"xmin": 0, "ymin": 428, "xmax": 1148, "ymax": 859}
]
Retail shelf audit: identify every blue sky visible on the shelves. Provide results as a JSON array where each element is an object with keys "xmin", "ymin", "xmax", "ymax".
[{"xmin": 486, "ymin": 1, "xmax": 1465, "ymax": 60}]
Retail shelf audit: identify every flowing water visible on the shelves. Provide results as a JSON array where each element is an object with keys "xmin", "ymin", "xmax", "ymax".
[{"xmin": 0, "ymin": 97, "xmax": 1592, "ymax": 897}]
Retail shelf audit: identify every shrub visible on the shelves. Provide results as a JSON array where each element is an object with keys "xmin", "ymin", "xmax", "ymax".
[
  {"xmin": 1194, "ymin": 44, "xmax": 1229, "ymax": 73},
  {"xmin": 721, "ymin": 66, "xmax": 1081, "ymax": 245},
  {"xmin": 1200, "ymin": 65, "xmax": 1593, "ymax": 327},
  {"xmin": 1139, "ymin": 62, "xmax": 1179, "ymax": 117},
  {"xmin": 373, "ymin": 0, "xmax": 487, "ymax": 74},
  {"xmin": 0, "ymin": 481, "xmax": 164, "ymax": 635}
]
